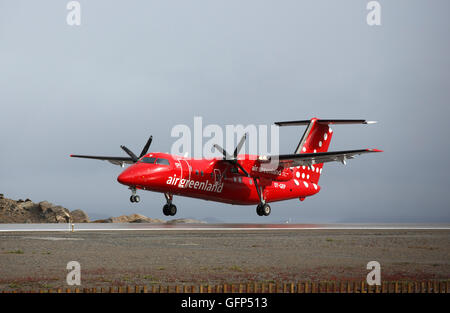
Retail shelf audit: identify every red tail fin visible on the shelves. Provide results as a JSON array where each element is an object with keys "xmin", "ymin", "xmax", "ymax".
[{"xmin": 275, "ymin": 118, "xmax": 375, "ymax": 184}]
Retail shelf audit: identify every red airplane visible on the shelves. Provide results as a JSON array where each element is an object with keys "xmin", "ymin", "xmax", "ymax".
[{"xmin": 71, "ymin": 118, "xmax": 382, "ymax": 217}]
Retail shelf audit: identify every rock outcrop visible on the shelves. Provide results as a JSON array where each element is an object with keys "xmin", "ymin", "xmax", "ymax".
[
  {"xmin": 166, "ymin": 218, "xmax": 207, "ymax": 224},
  {"xmin": 0, "ymin": 194, "xmax": 206, "ymax": 224},
  {"xmin": 93, "ymin": 214, "xmax": 165, "ymax": 223},
  {"xmin": 0, "ymin": 195, "xmax": 89, "ymax": 223},
  {"xmin": 93, "ymin": 215, "xmax": 205, "ymax": 224}
]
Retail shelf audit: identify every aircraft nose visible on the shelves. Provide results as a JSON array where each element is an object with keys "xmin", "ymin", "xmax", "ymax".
[{"xmin": 117, "ymin": 170, "xmax": 135, "ymax": 186}]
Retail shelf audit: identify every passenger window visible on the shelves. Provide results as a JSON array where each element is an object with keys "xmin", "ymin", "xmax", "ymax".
[
  {"xmin": 195, "ymin": 170, "xmax": 199, "ymax": 175},
  {"xmin": 156, "ymin": 158, "xmax": 170, "ymax": 166},
  {"xmin": 201, "ymin": 170, "xmax": 204, "ymax": 177}
]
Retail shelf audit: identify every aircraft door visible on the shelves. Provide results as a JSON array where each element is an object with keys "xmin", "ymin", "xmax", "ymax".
[
  {"xmin": 213, "ymin": 168, "xmax": 223, "ymax": 184},
  {"xmin": 178, "ymin": 159, "xmax": 191, "ymax": 186}
]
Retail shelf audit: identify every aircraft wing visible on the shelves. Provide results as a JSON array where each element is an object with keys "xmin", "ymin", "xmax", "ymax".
[
  {"xmin": 261, "ymin": 149, "xmax": 382, "ymax": 168},
  {"xmin": 70, "ymin": 154, "xmax": 134, "ymax": 166}
]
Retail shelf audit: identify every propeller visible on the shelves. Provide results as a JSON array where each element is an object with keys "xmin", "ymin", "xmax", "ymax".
[
  {"xmin": 214, "ymin": 133, "xmax": 250, "ymax": 177},
  {"xmin": 120, "ymin": 135, "xmax": 153, "ymax": 163},
  {"xmin": 139, "ymin": 135, "xmax": 153, "ymax": 158}
]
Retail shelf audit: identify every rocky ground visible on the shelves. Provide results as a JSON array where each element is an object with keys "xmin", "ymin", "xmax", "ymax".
[
  {"xmin": 0, "ymin": 194, "xmax": 89, "ymax": 223},
  {"xmin": 0, "ymin": 194, "xmax": 204, "ymax": 224},
  {"xmin": 0, "ymin": 229, "xmax": 448, "ymax": 291}
]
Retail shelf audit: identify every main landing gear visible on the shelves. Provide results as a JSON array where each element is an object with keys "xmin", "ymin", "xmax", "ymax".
[
  {"xmin": 253, "ymin": 178, "xmax": 271, "ymax": 216},
  {"xmin": 256, "ymin": 203, "xmax": 271, "ymax": 216},
  {"xmin": 129, "ymin": 188, "xmax": 140, "ymax": 203},
  {"xmin": 163, "ymin": 193, "xmax": 177, "ymax": 216}
]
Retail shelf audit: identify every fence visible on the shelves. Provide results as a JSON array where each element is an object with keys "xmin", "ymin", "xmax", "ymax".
[{"xmin": 1, "ymin": 281, "xmax": 449, "ymax": 293}]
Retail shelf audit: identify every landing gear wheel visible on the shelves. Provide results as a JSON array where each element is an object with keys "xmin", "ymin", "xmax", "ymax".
[
  {"xmin": 163, "ymin": 204, "xmax": 170, "ymax": 216},
  {"xmin": 130, "ymin": 195, "xmax": 140, "ymax": 203},
  {"xmin": 262, "ymin": 203, "xmax": 271, "ymax": 216},
  {"xmin": 256, "ymin": 204, "xmax": 264, "ymax": 216},
  {"xmin": 163, "ymin": 204, "xmax": 177, "ymax": 216},
  {"xmin": 169, "ymin": 205, "xmax": 177, "ymax": 216}
]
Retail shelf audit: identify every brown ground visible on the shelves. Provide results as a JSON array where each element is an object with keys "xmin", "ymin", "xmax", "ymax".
[{"xmin": 0, "ymin": 229, "xmax": 449, "ymax": 291}]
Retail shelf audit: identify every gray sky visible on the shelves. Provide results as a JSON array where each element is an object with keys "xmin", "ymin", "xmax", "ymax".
[{"xmin": 1, "ymin": 0, "xmax": 449, "ymax": 222}]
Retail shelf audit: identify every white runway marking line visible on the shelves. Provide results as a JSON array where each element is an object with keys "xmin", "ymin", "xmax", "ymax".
[
  {"xmin": 1, "ymin": 225, "xmax": 450, "ymax": 232},
  {"xmin": 22, "ymin": 236, "xmax": 84, "ymax": 241}
]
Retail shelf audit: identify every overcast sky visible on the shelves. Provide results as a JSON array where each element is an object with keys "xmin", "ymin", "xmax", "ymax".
[{"xmin": 1, "ymin": 0, "xmax": 449, "ymax": 222}]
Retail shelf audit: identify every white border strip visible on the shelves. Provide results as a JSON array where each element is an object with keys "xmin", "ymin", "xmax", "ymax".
[{"xmin": 0, "ymin": 225, "xmax": 449, "ymax": 232}]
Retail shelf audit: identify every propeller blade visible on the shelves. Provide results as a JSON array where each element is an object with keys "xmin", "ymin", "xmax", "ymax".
[
  {"xmin": 233, "ymin": 133, "xmax": 247, "ymax": 158},
  {"xmin": 139, "ymin": 135, "xmax": 153, "ymax": 158},
  {"xmin": 235, "ymin": 161, "xmax": 250, "ymax": 177},
  {"xmin": 120, "ymin": 145, "xmax": 138, "ymax": 162},
  {"xmin": 213, "ymin": 144, "xmax": 233, "ymax": 160}
]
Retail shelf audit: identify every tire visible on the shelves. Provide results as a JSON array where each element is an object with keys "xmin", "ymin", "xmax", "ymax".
[
  {"xmin": 130, "ymin": 196, "xmax": 135, "ymax": 203},
  {"xmin": 256, "ymin": 204, "xmax": 263, "ymax": 216},
  {"xmin": 163, "ymin": 204, "xmax": 170, "ymax": 216},
  {"xmin": 134, "ymin": 195, "xmax": 140, "ymax": 203},
  {"xmin": 262, "ymin": 204, "xmax": 271, "ymax": 216},
  {"xmin": 169, "ymin": 205, "xmax": 177, "ymax": 216}
]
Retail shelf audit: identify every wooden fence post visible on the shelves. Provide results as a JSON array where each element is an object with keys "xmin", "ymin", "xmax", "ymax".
[
  {"xmin": 354, "ymin": 281, "xmax": 359, "ymax": 293},
  {"xmin": 304, "ymin": 282, "xmax": 310, "ymax": 293},
  {"xmin": 361, "ymin": 281, "xmax": 366, "ymax": 293}
]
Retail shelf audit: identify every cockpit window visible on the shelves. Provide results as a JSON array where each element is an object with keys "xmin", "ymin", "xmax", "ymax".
[
  {"xmin": 156, "ymin": 158, "xmax": 170, "ymax": 166},
  {"xmin": 141, "ymin": 157, "xmax": 156, "ymax": 164}
]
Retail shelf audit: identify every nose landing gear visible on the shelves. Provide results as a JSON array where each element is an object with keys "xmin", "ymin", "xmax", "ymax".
[
  {"xmin": 130, "ymin": 195, "xmax": 140, "ymax": 203},
  {"xmin": 163, "ymin": 193, "xmax": 177, "ymax": 216},
  {"xmin": 129, "ymin": 187, "xmax": 140, "ymax": 203}
]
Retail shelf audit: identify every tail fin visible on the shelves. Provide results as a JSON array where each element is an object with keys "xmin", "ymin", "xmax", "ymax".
[{"xmin": 275, "ymin": 118, "xmax": 376, "ymax": 183}]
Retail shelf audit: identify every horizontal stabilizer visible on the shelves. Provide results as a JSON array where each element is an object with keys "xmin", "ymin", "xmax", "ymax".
[{"xmin": 275, "ymin": 119, "xmax": 377, "ymax": 126}]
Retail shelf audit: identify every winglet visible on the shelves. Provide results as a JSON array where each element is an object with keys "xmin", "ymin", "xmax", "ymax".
[{"xmin": 367, "ymin": 148, "xmax": 383, "ymax": 152}]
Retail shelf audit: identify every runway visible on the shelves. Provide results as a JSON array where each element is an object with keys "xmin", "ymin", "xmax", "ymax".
[
  {"xmin": 1, "ymin": 225, "xmax": 448, "ymax": 291},
  {"xmin": 0, "ymin": 223, "xmax": 449, "ymax": 232}
]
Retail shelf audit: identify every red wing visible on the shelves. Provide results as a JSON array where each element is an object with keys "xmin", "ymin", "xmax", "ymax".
[
  {"xmin": 261, "ymin": 149, "xmax": 382, "ymax": 168},
  {"xmin": 70, "ymin": 154, "xmax": 134, "ymax": 166}
]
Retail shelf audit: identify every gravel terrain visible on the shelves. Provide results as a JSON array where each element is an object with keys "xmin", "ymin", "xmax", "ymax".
[{"xmin": 0, "ymin": 229, "xmax": 449, "ymax": 291}]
